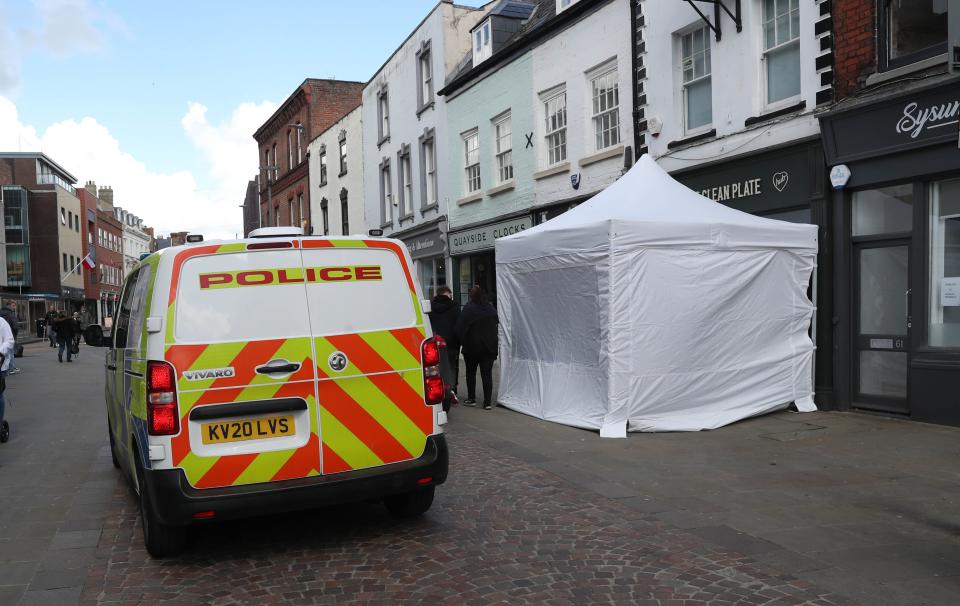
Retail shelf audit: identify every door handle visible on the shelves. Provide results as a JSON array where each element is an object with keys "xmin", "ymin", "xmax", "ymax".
[
  {"xmin": 905, "ymin": 288, "xmax": 912, "ymax": 329},
  {"xmin": 255, "ymin": 360, "xmax": 301, "ymax": 375},
  {"xmin": 106, "ymin": 365, "xmax": 117, "ymax": 371}
]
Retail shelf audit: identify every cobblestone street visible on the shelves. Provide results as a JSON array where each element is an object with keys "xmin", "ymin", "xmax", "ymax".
[{"xmin": 80, "ymin": 432, "xmax": 842, "ymax": 606}]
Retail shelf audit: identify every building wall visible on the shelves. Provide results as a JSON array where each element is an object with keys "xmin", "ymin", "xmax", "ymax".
[
  {"xmin": 122, "ymin": 226, "xmax": 151, "ymax": 273},
  {"xmin": 362, "ymin": 4, "xmax": 487, "ymax": 237},
  {"xmin": 27, "ymin": 189, "xmax": 60, "ymax": 294},
  {"xmin": 56, "ymin": 187, "xmax": 84, "ymax": 291},
  {"xmin": 832, "ymin": 0, "xmax": 875, "ymax": 99},
  {"xmin": 308, "ymin": 105, "xmax": 365, "ymax": 236},
  {"xmin": 255, "ymin": 80, "xmax": 364, "ymax": 231},
  {"xmin": 446, "ymin": 53, "xmax": 535, "ymax": 228},
  {"xmin": 530, "ymin": 0, "xmax": 633, "ymax": 206},
  {"xmin": 643, "ymin": 0, "xmax": 827, "ymax": 173}
]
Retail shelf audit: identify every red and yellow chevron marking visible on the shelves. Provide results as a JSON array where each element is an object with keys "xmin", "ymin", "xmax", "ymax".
[
  {"xmin": 170, "ymin": 382, "xmax": 321, "ymax": 489},
  {"xmin": 314, "ymin": 326, "xmax": 432, "ymax": 475},
  {"xmin": 166, "ymin": 338, "xmax": 315, "ymax": 392}
]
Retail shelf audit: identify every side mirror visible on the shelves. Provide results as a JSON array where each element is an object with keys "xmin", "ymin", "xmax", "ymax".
[{"xmin": 83, "ymin": 324, "xmax": 106, "ymax": 347}]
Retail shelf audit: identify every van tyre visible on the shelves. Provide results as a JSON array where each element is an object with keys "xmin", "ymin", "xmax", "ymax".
[
  {"xmin": 0, "ymin": 420, "xmax": 9, "ymax": 443},
  {"xmin": 134, "ymin": 454, "xmax": 185, "ymax": 558},
  {"xmin": 384, "ymin": 486, "xmax": 435, "ymax": 517},
  {"xmin": 107, "ymin": 421, "xmax": 120, "ymax": 469}
]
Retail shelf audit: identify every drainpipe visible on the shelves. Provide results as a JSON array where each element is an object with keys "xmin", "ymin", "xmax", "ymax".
[{"xmin": 629, "ymin": 0, "xmax": 642, "ymax": 165}]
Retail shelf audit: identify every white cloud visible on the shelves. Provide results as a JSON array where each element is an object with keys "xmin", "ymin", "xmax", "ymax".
[
  {"xmin": 0, "ymin": 96, "xmax": 277, "ymax": 240},
  {"xmin": 0, "ymin": 0, "xmax": 124, "ymax": 93}
]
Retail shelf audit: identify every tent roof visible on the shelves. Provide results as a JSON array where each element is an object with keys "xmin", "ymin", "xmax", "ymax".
[{"xmin": 497, "ymin": 155, "xmax": 817, "ymax": 262}]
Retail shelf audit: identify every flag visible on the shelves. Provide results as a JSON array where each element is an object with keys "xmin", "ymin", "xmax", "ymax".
[{"xmin": 82, "ymin": 254, "xmax": 96, "ymax": 270}]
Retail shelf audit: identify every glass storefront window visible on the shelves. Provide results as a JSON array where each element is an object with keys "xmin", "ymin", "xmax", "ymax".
[
  {"xmin": 929, "ymin": 179, "xmax": 960, "ymax": 348},
  {"xmin": 418, "ymin": 256, "xmax": 447, "ymax": 300},
  {"xmin": 853, "ymin": 185, "xmax": 913, "ymax": 236}
]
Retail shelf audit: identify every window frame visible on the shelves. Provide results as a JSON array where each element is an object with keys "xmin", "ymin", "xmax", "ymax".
[
  {"xmin": 296, "ymin": 122, "xmax": 303, "ymax": 164},
  {"xmin": 761, "ymin": 0, "xmax": 802, "ymax": 109},
  {"xmin": 380, "ymin": 158, "xmax": 393, "ymax": 227},
  {"xmin": 340, "ymin": 188, "xmax": 350, "ymax": 235},
  {"xmin": 287, "ymin": 130, "xmax": 294, "ymax": 171},
  {"xmin": 678, "ymin": 26, "xmax": 713, "ymax": 135},
  {"xmin": 377, "ymin": 86, "xmax": 390, "ymax": 145},
  {"xmin": 318, "ymin": 145, "xmax": 328, "ymax": 186},
  {"xmin": 463, "ymin": 128, "xmax": 481, "ymax": 195},
  {"xmin": 416, "ymin": 40, "xmax": 434, "ymax": 113},
  {"xmin": 419, "ymin": 128, "xmax": 437, "ymax": 210},
  {"xmin": 589, "ymin": 62, "xmax": 623, "ymax": 149},
  {"xmin": 541, "ymin": 86, "xmax": 568, "ymax": 168},
  {"xmin": 493, "ymin": 112, "xmax": 514, "ymax": 185},
  {"xmin": 320, "ymin": 197, "xmax": 330, "ymax": 235},
  {"xmin": 338, "ymin": 131, "xmax": 348, "ymax": 176},
  {"xmin": 397, "ymin": 145, "xmax": 414, "ymax": 219},
  {"xmin": 473, "ymin": 19, "xmax": 492, "ymax": 65},
  {"xmin": 878, "ymin": 0, "xmax": 949, "ymax": 72}
]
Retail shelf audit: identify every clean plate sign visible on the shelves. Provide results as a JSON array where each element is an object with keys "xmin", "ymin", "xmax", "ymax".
[{"xmin": 449, "ymin": 217, "xmax": 530, "ymax": 255}]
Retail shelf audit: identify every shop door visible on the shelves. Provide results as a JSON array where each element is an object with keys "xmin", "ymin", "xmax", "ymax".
[
  {"xmin": 854, "ymin": 240, "xmax": 911, "ymax": 413},
  {"xmin": 472, "ymin": 254, "xmax": 496, "ymax": 304}
]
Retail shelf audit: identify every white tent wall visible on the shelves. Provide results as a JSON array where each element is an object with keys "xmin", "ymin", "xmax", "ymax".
[
  {"xmin": 497, "ymin": 248, "xmax": 614, "ymax": 430},
  {"xmin": 605, "ymin": 240, "xmax": 817, "ymax": 433},
  {"xmin": 495, "ymin": 156, "xmax": 819, "ymax": 435}
]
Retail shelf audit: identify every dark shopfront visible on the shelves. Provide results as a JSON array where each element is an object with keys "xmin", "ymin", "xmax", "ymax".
[
  {"xmin": 449, "ymin": 214, "xmax": 531, "ymax": 306},
  {"xmin": 820, "ymin": 77, "xmax": 960, "ymax": 425},
  {"xmin": 673, "ymin": 139, "xmax": 834, "ymax": 407},
  {"xmin": 398, "ymin": 220, "xmax": 448, "ymax": 300}
]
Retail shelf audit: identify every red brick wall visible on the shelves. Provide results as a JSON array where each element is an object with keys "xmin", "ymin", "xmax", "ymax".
[
  {"xmin": 833, "ymin": 0, "xmax": 876, "ymax": 100},
  {"xmin": 254, "ymin": 79, "xmax": 363, "ymax": 232}
]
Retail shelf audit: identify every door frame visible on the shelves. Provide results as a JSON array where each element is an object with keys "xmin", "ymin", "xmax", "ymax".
[{"xmin": 851, "ymin": 236, "xmax": 912, "ymax": 414}]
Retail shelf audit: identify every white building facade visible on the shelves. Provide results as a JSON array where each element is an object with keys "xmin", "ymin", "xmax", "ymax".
[
  {"xmin": 307, "ymin": 105, "xmax": 366, "ymax": 237},
  {"xmin": 115, "ymin": 207, "xmax": 152, "ymax": 274},
  {"xmin": 361, "ymin": 0, "xmax": 488, "ymax": 299},
  {"xmin": 638, "ymin": 0, "xmax": 834, "ymax": 403},
  {"xmin": 529, "ymin": 0, "xmax": 634, "ymax": 221}
]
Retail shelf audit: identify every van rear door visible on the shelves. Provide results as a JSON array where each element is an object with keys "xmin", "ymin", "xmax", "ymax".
[
  {"xmin": 300, "ymin": 239, "xmax": 434, "ymax": 475},
  {"xmin": 164, "ymin": 244, "xmax": 320, "ymax": 489}
]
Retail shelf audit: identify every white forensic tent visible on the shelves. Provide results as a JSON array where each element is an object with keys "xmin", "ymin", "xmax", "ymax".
[{"xmin": 495, "ymin": 155, "xmax": 818, "ymax": 436}]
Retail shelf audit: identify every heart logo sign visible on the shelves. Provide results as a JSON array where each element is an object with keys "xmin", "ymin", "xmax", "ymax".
[{"xmin": 772, "ymin": 171, "xmax": 789, "ymax": 192}]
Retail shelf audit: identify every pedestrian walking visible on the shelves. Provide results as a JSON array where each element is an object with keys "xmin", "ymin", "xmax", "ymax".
[
  {"xmin": 455, "ymin": 286, "xmax": 498, "ymax": 410},
  {"xmin": 71, "ymin": 312, "xmax": 82, "ymax": 358},
  {"xmin": 54, "ymin": 312, "xmax": 77, "ymax": 363},
  {"xmin": 0, "ymin": 311, "xmax": 14, "ymax": 443},
  {"xmin": 428, "ymin": 286, "xmax": 460, "ymax": 398},
  {"xmin": 45, "ymin": 306, "xmax": 57, "ymax": 347},
  {"xmin": 0, "ymin": 300, "xmax": 20, "ymax": 374}
]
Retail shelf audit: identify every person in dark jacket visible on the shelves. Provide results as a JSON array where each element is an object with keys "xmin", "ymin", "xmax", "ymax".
[
  {"xmin": 45, "ymin": 306, "xmax": 57, "ymax": 347},
  {"xmin": 53, "ymin": 312, "xmax": 77, "ymax": 363},
  {"xmin": 455, "ymin": 286, "xmax": 498, "ymax": 409},
  {"xmin": 428, "ymin": 286, "xmax": 460, "ymax": 395}
]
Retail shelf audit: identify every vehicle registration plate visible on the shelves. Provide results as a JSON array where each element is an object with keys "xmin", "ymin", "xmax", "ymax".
[{"xmin": 201, "ymin": 415, "xmax": 295, "ymax": 445}]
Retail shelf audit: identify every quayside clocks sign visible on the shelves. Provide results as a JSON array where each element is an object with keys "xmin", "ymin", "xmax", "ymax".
[{"xmin": 822, "ymin": 80, "xmax": 960, "ymax": 165}]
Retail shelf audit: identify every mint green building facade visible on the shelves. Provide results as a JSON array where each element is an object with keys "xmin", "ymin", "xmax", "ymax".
[{"xmin": 444, "ymin": 52, "xmax": 534, "ymax": 305}]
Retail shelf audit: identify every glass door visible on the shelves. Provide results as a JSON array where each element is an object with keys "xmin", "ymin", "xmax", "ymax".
[{"xmin": 854, "ymin": 241, "xmax": 910, "ymax": 412}]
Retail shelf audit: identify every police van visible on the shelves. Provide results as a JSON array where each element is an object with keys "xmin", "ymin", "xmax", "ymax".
[{"xmin": 85, "ymin": 228, "xmax": 449, "ymax": 557}]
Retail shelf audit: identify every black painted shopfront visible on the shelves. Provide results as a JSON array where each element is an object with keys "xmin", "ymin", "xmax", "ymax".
[
  {"xmin": 820, "ymin": 76, "xmax": 960, "ymax": 425},
  {"xmin": 673, "ymin": 139, "xmax": 834, "ymax": 407}
]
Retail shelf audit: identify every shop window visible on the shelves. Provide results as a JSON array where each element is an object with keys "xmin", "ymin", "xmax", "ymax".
[
  {"xmin": 419, "ymin": 256, "xmax": 446, "ymax": 299},
  {"xmin": 929, "ymin": 179, "xmax": 960, "ymax": 347},
  {"xmin": 762, "ymin": 0, "xmax": 801, "ymax": 105},
  {"xmin": 880, "ymin": 0, "xmax": 948, "ymax": 71},
  {"xmin": 852, "ymin": 185, "xmax": 913, "ymax": 236}
]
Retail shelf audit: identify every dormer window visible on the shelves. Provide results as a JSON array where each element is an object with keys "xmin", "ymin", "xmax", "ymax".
[
  {"xmin": 473, "ymin": 19, "xmax": 492, "ymax": 65},
  {"xmin": 557, "ymin": 0, "xmax": 578, "ymax": 12}
]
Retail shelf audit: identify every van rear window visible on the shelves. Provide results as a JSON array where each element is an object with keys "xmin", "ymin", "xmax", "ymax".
[
  {"xmin": 176, "ymin": 250, "xmax": 311, "ymax": 343},
  {"xmin": 300, "ymin": 247, "xmax": 417, "ymax": 336},
  {"xmin": 174, "ymin": 247, "xmax": 417, "ymax": 343}
]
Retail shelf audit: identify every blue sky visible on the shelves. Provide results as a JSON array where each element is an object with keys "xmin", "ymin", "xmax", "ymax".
[{"xmin": 0, "ymin": 0, "xmax": 479, "ymax": 235}]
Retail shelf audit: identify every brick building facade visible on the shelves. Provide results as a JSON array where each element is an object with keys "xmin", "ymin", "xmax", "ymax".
[
  {"xmin": 253, "ymin": 79, "xmax": 364, "ymax": 232},
  {"xmin": 76, "ymin": 182, "xmax": 124, "ymax": 326}
]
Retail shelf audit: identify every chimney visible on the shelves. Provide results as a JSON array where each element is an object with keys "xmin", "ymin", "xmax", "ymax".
[
  {"xmin": 85, "ymin": 181, "xmax": 97, "ymax": 197},
  {"xmin": 98, "ymin": 186, "xmax": 114, "ymax": 208}
]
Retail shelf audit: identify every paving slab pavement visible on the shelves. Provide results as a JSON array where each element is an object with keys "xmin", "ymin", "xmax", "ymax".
[{"xmin": 449, "ymin": 362, "xmax": 960, "ymax": 605}]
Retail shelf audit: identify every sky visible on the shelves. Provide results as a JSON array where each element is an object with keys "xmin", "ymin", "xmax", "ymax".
[{"xmin": 0, "ymin": 0, "xmax": 477, "ymax": 238}]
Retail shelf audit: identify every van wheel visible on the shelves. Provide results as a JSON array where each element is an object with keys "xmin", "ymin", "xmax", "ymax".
[
  {"xmin": 134, "ymin": 454, "xmax": 185, "ymax": 558},
  {"xmin": 384, "ymin": 486, "xmax": 435, "ymax": 517},
  {"xmin": 107, "ymin": 421, "xmax": 120, "ymax": 469}
]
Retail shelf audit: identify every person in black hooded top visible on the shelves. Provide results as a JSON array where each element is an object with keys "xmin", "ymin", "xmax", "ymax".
[
  {"xmin": 455, "ymin": 286, "xmax": 498, "ymax": 409},
  {"xmin": 428, "ymin": 286, "xmax": 460, "ymax": 396}
]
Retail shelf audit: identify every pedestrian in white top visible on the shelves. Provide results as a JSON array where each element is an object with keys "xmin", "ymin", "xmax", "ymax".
[{"xmin": 0, "ymin": 316, "xmax": 14, "ymax": 442}]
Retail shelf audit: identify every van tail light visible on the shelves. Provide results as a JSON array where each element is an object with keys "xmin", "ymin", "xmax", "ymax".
[
  {"xmin": 421, "ymin": 338, "xmax": 446, "ymax": 406},
  {"xmin": 147, "ymin": 361, "xmax": 180, "ymax": 436}
]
